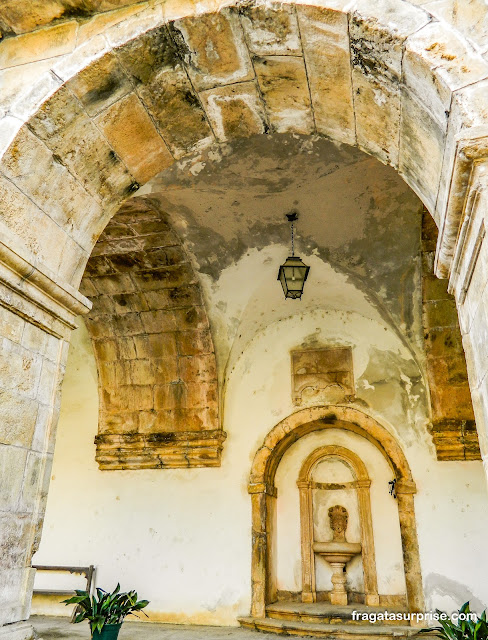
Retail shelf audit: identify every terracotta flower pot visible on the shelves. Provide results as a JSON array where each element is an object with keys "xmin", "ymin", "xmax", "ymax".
[{"xmin": 91, "ymin": 623, "xmax": 122, "ymax": 639}]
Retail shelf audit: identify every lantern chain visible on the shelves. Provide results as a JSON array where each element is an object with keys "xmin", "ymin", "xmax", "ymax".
[{"xmin": 286, "ymin": 211, "xmax": 298, "ymax": 256}]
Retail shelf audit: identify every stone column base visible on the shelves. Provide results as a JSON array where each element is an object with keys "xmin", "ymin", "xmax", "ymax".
[{"xmin": 0, "ymin": 623, "xmax": 36, "ymax": 640}]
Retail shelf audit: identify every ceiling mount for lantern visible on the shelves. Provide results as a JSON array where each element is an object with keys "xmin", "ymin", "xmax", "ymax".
[{"xmin": 277, "ymin": 212, "xmax": 310, "ymax": 300}]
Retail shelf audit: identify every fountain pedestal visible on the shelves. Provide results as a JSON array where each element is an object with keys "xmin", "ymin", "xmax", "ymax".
[
  {"xmin": 313, "ymin": 542, "xmax": 362, "ymax": 605},
  {"xmin": 330, "ymin": 562, "xmax": 348, "ymax": 605},
  {"xmin": 313, "ymin": 505, "xmax": 362, "ymax": 606}
]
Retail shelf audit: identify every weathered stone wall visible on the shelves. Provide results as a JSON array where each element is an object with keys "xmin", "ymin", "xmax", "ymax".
[
  {"xmin": 0, "ymin": 244, "xmax": 89, "ymax": 637},
  {"xmin": 447, "ymin": 166, "xmax": 488, "ymax": 471},
  {"xmin": 421, "ymin": 212, "xmax": 480, "ymax": 460},
  {"xmin": 0, "ymin": 309, "xmax": 64, "ymax": 629},
  {"xmin": 81, "ymin": 198, "xmax": 222, "ymax": 469}
]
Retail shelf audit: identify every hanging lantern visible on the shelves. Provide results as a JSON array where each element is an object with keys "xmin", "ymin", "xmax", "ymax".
[{"xmin": 277, "ymin": 212, "xmax": 310, "ymax": 299}]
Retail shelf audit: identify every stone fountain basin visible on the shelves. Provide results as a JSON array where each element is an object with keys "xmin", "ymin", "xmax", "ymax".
[{"xmin": 313, "ymin": 541, "xmax": 362, "ymax": 564}]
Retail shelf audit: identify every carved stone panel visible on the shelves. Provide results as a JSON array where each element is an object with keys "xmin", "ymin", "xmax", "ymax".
[{"xmin": 291, "ymin": 347, "xmax": 354, "ymax": 406}]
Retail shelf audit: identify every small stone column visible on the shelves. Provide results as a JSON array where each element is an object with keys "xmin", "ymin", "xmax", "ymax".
[
  {"xmin": 356, "ymin": 480, "xmax": 379, "ymax": 606},
  {"xmin": 249, "ymin": 483, "xmax": 277, "ymax": 619},
  {"xmin": 298, "ymin": 480, "xmax": 316, "ymax": 602}
]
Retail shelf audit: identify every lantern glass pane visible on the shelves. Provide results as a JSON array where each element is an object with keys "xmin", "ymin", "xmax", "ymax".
[{"xmin": 277, "ymin": 257, "xmax": 310, "ymax": 299}]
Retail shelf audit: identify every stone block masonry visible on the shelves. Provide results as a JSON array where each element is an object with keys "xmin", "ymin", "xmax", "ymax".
[
  {"xmin": 422, "ymin": 211, "xmax": 481, "ymax": 460},
  {"xmin": 81, "ymin": 198, "xmax": 224, "ymax": 469}
]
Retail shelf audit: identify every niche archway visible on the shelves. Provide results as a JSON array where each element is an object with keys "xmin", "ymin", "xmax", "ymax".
[
  {"xmin": 81, "ymin": 197, "xmax": 223, "ymax": 469},
  {"xmin": 248, "ymin": 406, "xmax": 423, "ymax": 618},
  {"xmin": 298, "ymin": 445, "xmax": 378, "ymax": 606}
]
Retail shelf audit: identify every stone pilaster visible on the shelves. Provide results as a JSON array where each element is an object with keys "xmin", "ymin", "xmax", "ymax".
[
  {"xmin": 445, "ymin": 153, "xmax": 488, "ymax": 468},
  {"xmin": 0, "ymin": 239, "xmax": 90, "ymax": 637}
]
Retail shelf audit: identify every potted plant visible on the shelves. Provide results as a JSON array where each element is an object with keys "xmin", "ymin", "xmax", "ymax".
[
  {"xmin": 63, "ymin": 583, "xmax": 149, "ymax": 639},
  {"xmin": 420, "ymin": 602, "xmax": 488, "ymax": 640}
]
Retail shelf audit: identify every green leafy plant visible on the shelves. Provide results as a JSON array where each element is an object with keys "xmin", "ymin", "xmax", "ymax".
[
  {"xmin": 63, "ymin": 583, "xmax": 149, "ymax": 633},
  {"xmin": 420, "ymin": 602, "xmax": 488, "ymax": 640}
]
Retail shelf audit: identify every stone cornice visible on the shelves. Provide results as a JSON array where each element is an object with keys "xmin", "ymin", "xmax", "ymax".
[
  {"xmin": 0, "ymin": 232, "xmax": 91, "ymax": 338},
  {"xmin": 94, "ymin": 430, "xmax": 227, "ymax": 470}
]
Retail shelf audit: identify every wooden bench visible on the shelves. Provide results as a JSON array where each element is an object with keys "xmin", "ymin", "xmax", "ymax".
[{"xmin": 32, "ymin": 565, "xmax": 96, "ymax": 622}]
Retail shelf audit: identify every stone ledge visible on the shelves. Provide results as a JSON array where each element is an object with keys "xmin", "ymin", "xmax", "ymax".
[
  {"xmin": 0, "ymin": 622, "xmax": 35, "ymax": 640},
  {"xmin": 432, "ymin": 419, "xmax": 482, "ymax": 460},
  {"xmin": 94, "ymin": 430, "xmax": 227, "ymax": 469}
]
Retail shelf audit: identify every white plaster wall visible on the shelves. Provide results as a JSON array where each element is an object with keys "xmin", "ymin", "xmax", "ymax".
[
  {"xmin": 34, "ymin": 256, "xmax": 488, "ymax": 623},
  {"xmin": 33, "ymin": 318, "xmax": 251, "ymax": 624}
]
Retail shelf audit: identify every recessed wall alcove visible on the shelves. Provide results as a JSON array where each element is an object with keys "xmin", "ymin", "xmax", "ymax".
[
  {"xmin": 245, "ymin": 406, "xmax": 423, "ymax": 624},
  {"xmin": 297, "ymin": 445, "xmax": 379, "ymax": 606}
]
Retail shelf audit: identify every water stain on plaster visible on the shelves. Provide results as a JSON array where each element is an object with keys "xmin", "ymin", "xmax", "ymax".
[
  {"xmin": 425, "ymin": 574, "xmax": 486, "ymax": 612},
  {"xmin": 358, "ymin": 348, "xmax": 429, "ymax": 442}
]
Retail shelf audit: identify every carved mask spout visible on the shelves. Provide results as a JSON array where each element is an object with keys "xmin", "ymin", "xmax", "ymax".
[{"xmin": 328, "ymin": 505, "xmax": 348, "ymax": 542}]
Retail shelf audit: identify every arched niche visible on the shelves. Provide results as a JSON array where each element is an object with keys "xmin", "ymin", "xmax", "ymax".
[
  {"xmin": 81, "ymin": 197, "xmax": 224, "ymax": 469},
  {"xmin": 248, "ymin": 406, "xmax": 423, "ymax": 618},
  {"xmin": 297, "ymin": 445, "xmax": 378, "ymax": 606}
]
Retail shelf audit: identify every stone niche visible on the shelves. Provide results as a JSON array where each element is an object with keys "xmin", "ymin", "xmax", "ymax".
[
  {"xmin": 291, "ymin": 347, "xmax": 355, "ymax": 406},
  {"xmin": 298, "ymin": 445, "xmax": 380, "ymax": 606}
]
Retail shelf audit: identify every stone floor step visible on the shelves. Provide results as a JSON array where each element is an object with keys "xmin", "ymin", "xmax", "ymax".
[
  {"xmin": 238, "ymin": 616, "xmax": 421, "ymax": 639},
  {"xmin": 265, "ymin": 603, "xmax": 410, "ymax": 626}
]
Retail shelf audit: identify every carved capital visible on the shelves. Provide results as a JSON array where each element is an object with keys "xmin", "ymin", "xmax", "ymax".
[
  {"xmin": 248, "ymin": 482, "xmax": 277, "ymax": 497},
  {"xmin": 435, "ymin": 127, "xmax": 488, "ymax": 279}
]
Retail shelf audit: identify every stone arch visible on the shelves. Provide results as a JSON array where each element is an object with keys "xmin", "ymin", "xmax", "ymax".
[
  {"xmin": 250, "ymin": 406, "xmax": 414, "ymax": 488},
  {"xmin": 0, "ymin": 0, "xmax": 487, "ymax": 292},
  {"xmin": 297, "ymin": 444, "xmax": 370, "ymax": 484},
  {"xmin": 248, "ymin": 406, "xmax": 423, "ymax": 617},
  {"xmin": 80, "ymin": 197, "xmax": 223, "ymax": 469}
]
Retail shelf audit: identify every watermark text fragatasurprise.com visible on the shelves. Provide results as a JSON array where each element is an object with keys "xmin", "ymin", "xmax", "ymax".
[{"xmin": 352, "ymin": 610, "xmax": 479, "ymax": 624}]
